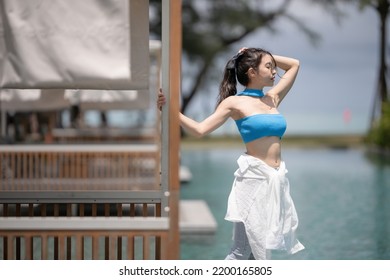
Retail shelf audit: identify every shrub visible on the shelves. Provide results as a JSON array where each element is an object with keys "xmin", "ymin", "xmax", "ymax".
[{"xmin": 366, "ymin": 102, "xmax": 390, "ymax": 149}]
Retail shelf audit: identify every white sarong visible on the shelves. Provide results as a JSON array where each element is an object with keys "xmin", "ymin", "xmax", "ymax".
[{"xmin": 225, "ymin": 154, "xmax": 304, "ymax": 260}]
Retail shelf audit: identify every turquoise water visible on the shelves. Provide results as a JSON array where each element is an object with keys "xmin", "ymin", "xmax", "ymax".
[{"xmin": 179, "ymin": 146, "xmax": 390, "ymax": 260}]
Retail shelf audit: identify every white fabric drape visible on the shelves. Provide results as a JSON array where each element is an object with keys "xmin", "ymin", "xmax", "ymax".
[
  {"xmin": 0, "ymin": 0, "xmax": 149, "ymax": 90},
  {"xmin": 64, "ymin": 90, "xmax": 149, "ymax": 111},
  {"xmin": 0, "ymin": 89, "xmax": 68, "ymax": 111},
  {"xmin": 225, "ymin": 153, "xmax": 304, "ymax": 260}
]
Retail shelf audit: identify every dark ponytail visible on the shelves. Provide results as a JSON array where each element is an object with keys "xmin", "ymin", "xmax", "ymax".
[{"xmin": 216, "ymin": 58, "xmax": 237, "ymax": 106}]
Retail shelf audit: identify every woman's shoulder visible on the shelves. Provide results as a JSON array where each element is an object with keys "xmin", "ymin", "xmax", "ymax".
[
  {"xmin": 217, "ymin": 95, "xmax": 248, "ymax": 119},
  {"xmin": 219, "ymin": 95, "xmax": 236, "ymax": 105},
  {"xmin": 218, "ymin": 95, "xmax": 244, "ymax": 109}
]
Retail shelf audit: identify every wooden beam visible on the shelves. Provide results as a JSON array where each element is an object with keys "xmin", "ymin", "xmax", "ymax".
[
  {"xmin": 168, "ymin": 0, "xmax": 181, "ymax": 260},
  {"xmin": 0, "ymin": 217, "xmax": 170, "ymax": 230},
  {"xmin": 161, "ymin": 0, "xmax": 182, "ymax": 259}
]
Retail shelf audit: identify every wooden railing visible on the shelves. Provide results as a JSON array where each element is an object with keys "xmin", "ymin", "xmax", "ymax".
[
  {"xmin": 0, "ymin": 144, "xmax": 175, "ymax": 260},
  {"xmin": 0, "ymin": 216, "xmax": 169, "ymax": 260},
  {"xmin": 52, "ymin": 127, "xmax": 157, "ymax": 144},
  {"xmin": 0, "ymin": 144, "xmax": 159, "ymax": 192}
]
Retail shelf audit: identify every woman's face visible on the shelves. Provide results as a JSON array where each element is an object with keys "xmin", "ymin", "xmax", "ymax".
[{"xmin": 253, "ymin": 54, "xmax": 276, "ymax": 87}]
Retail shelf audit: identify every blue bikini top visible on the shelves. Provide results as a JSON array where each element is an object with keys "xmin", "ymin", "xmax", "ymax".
[{"xmin": 235, "ymin": 89, "xmax": 287, "ymax": 143}]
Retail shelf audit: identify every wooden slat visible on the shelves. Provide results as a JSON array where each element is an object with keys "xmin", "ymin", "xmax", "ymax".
[
  {"xmin": 75, "ymin": 235, "xmax": 83, "ymax": 260},
  {"xmin": 92, "ymin": 204, "xmax": 97, "ymax": 217},
  {"xmin": 7, "ymin": 236, "xmax": 13, "ymax": 260},
  {"xmin": 29, "ymin": 152, "xmax": 33, "ymax": 181},
  {"xmin": 109, "ymin": 236, "xmax": 116, "ymax": 260},
  {"xmin": 105, "ymin": 236, "xmax": 109, "ymax": 260},
  {"xmin": 143, "ymin": 203, "xmax": 148, "ymax": 217},
  {"xmin": 54, "ymin": 204, "xmax": 59, "ymax": 216},
  {"xmin": 2, "ymin": 237, "xmax": 7, "ymax": 259},
  {"xmin": 28, "ymin": 204, "xmax": 34, "ymax": 216},
  {"xmin": 40, "ymin": 204, "xmax": 46, "ymax": 217},
  {"xmin": 92, "ymin": 235, "xmax": 99, "ymax": 260},
  {"xmin": 127, "ymin": 235, "xmax": 135, "ymax": 260},
  {"xmin": 16, "ymin": 153, "xmax": 21, "ymax": 187},
  {"xmin": 143, "ymin": 235, "xmax": 150, "ymax": 260},
  {"xmin": 41, "ymin": 236, "xmax": 47, "ymax": 260},
  {"xmin": 3, "ymin": 203, "xmax": 8, "ymax": 217},
  {"xmin": 10, "ymin": 153, "xmax": 15, "ymax": 187},
  {"xmin": 130, "ymin": 204, "xmax": 135, "ymax": 217},
  {"xmin": 25, "ymin": 236, "xmax": 32, "ymax": 260},
  {"xmin": 0, "ymin": 217, "xmax": 169, "ymax": 230},
  {"xmin": 15, "ymin": 204, "xmax": 21, "ymax": 260},
  {"xmin": 117, "ymin": 236, "xmax": 123, "ymax": 260},
  {"xmin": 34, "ymin": 153, "xmax": 39, "ymax": 180},
  {"xmin": 54, "ymin": 236, "xmax": 59, "ymax": 260},
  {"xmin": 104, "ymin": 204, "xmax": 110, "ymax": 217},
  {"xmin": 59, "ymin": 235, "xmax": 66, "ymax": 260}
]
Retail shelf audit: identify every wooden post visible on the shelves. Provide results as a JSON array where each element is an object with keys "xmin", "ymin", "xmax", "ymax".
[{"xmin": 161, "ymin": 0, "xmax": 181, "ymax": 259}]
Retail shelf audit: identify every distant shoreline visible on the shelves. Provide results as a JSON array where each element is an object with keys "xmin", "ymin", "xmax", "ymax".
[{"xmin": 180, "ymin": 134, "xmax": 366, "ymax": 149}]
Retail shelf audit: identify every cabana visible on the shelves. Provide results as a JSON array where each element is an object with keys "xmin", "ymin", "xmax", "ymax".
[{"xmin": 0, "ymin": 0, "xmax": 182, "ymax": 260}]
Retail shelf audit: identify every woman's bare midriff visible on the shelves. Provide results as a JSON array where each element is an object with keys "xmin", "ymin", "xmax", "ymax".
[{"xmin": 245, "ymin": 136, "xmax": 282, "ymax": 168}]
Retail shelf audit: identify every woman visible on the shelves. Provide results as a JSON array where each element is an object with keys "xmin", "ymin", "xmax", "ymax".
[{"xmin": 158, "ymin": 47, "xmax": 304, "ymax": 260}]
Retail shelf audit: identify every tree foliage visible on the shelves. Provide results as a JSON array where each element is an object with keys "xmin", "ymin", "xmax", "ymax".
[
  {"xmin": 150, "ymin": 0, "xmax": 388, "ymax": 117},
  {"xmin": 343, "ymin": 0, "xmax": 389, "ymax": 148},
  {"xmin": 150, "ymin": 0, "xmax": 322, "ymax": 113},
  {"xmin": 367, "ymin": 102, "xmax": 390, "ymax": 149}
]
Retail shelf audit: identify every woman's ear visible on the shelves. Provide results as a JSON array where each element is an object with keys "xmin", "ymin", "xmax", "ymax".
[{"xmin": 247, "ymin": 67, "xmax": 256, "ymax": 78}]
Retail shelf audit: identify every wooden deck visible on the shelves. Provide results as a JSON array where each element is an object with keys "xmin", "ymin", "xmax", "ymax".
[
  {"xmin": 179, "ymin": 200, "xmax": 217, "ymax": 234},
  {"xmin": 0, "ymin": 143, "xmax": 170, "ymax": 260}
]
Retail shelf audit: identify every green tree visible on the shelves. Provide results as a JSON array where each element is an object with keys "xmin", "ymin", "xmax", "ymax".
[
  {"xmin": 342, "ymin": 0, "xmax": 389, "ymax": 148},
  {"xmin": 311, "ymin": 0, "xmax": 389, "ymax": 107},
  {"xmin": 361, "ymin": 0, "xmax": 389, "ymax": 107},
  {"xmin": 150, "ymin": 0, "xmax": 322, "ymax": 114},
  {"xmin": 151, "ymin": 1, "xmax": 375, "ymax": 115},
  {"xmin": 367, "ymin": 102, "xmax": 390, "ymax": 149}
]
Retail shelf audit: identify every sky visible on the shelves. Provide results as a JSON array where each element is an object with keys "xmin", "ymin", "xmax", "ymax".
[{"xmin": 184, "ymin": 1, "xmax": 382, "ymax": 136}]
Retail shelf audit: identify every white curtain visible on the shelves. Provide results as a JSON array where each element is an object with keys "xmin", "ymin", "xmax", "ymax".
[
  {"xmin": 65, "ymin": 89, "xmax": 149, "ymax": 111},
  {"xmin": 0, "ymin": 0, "xmax": 149, "ymax": 90},
  {"xmin": 0, "ymin": 89, "xmax": 69, "ymax": 111}
]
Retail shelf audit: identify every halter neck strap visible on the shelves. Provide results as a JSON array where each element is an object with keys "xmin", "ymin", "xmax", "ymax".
[{"xmin": 236, "ymin": 88, "xmax": 264, "ymax": 98}]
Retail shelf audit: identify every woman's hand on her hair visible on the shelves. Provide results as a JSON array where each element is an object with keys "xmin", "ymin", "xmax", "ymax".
[
  {"xmin": 157, "ymin": 88, "xmax": 166, "ymax": 111},
  {"xmin": 238, "ymin": 47, "xmax": 248, "ymax": 54}
]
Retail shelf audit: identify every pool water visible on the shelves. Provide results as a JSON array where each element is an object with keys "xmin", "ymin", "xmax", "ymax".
[{"xmin": 179, "ymin": 146, "xmax": 390, "ymax": 260}]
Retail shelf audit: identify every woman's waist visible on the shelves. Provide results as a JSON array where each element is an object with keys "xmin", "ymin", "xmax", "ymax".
[{"xmin": 245, "ymin": 138, "xmax": 282, "ymax": 168}]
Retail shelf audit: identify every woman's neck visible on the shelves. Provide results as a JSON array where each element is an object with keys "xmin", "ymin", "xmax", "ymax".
[{"xmin": 237, "ymin": 88, "xmax": 264, "ymax": 97}]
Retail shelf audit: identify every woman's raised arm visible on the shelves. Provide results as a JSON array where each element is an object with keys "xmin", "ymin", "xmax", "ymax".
[{"xmin": 268, "ymin": 55, "xmax": 300, "ymax": 106}]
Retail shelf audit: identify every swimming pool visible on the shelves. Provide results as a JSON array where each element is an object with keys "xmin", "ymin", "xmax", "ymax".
[{"xmin": 180, "ymin": 146, "xmax": 390, "ymax": 260}]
